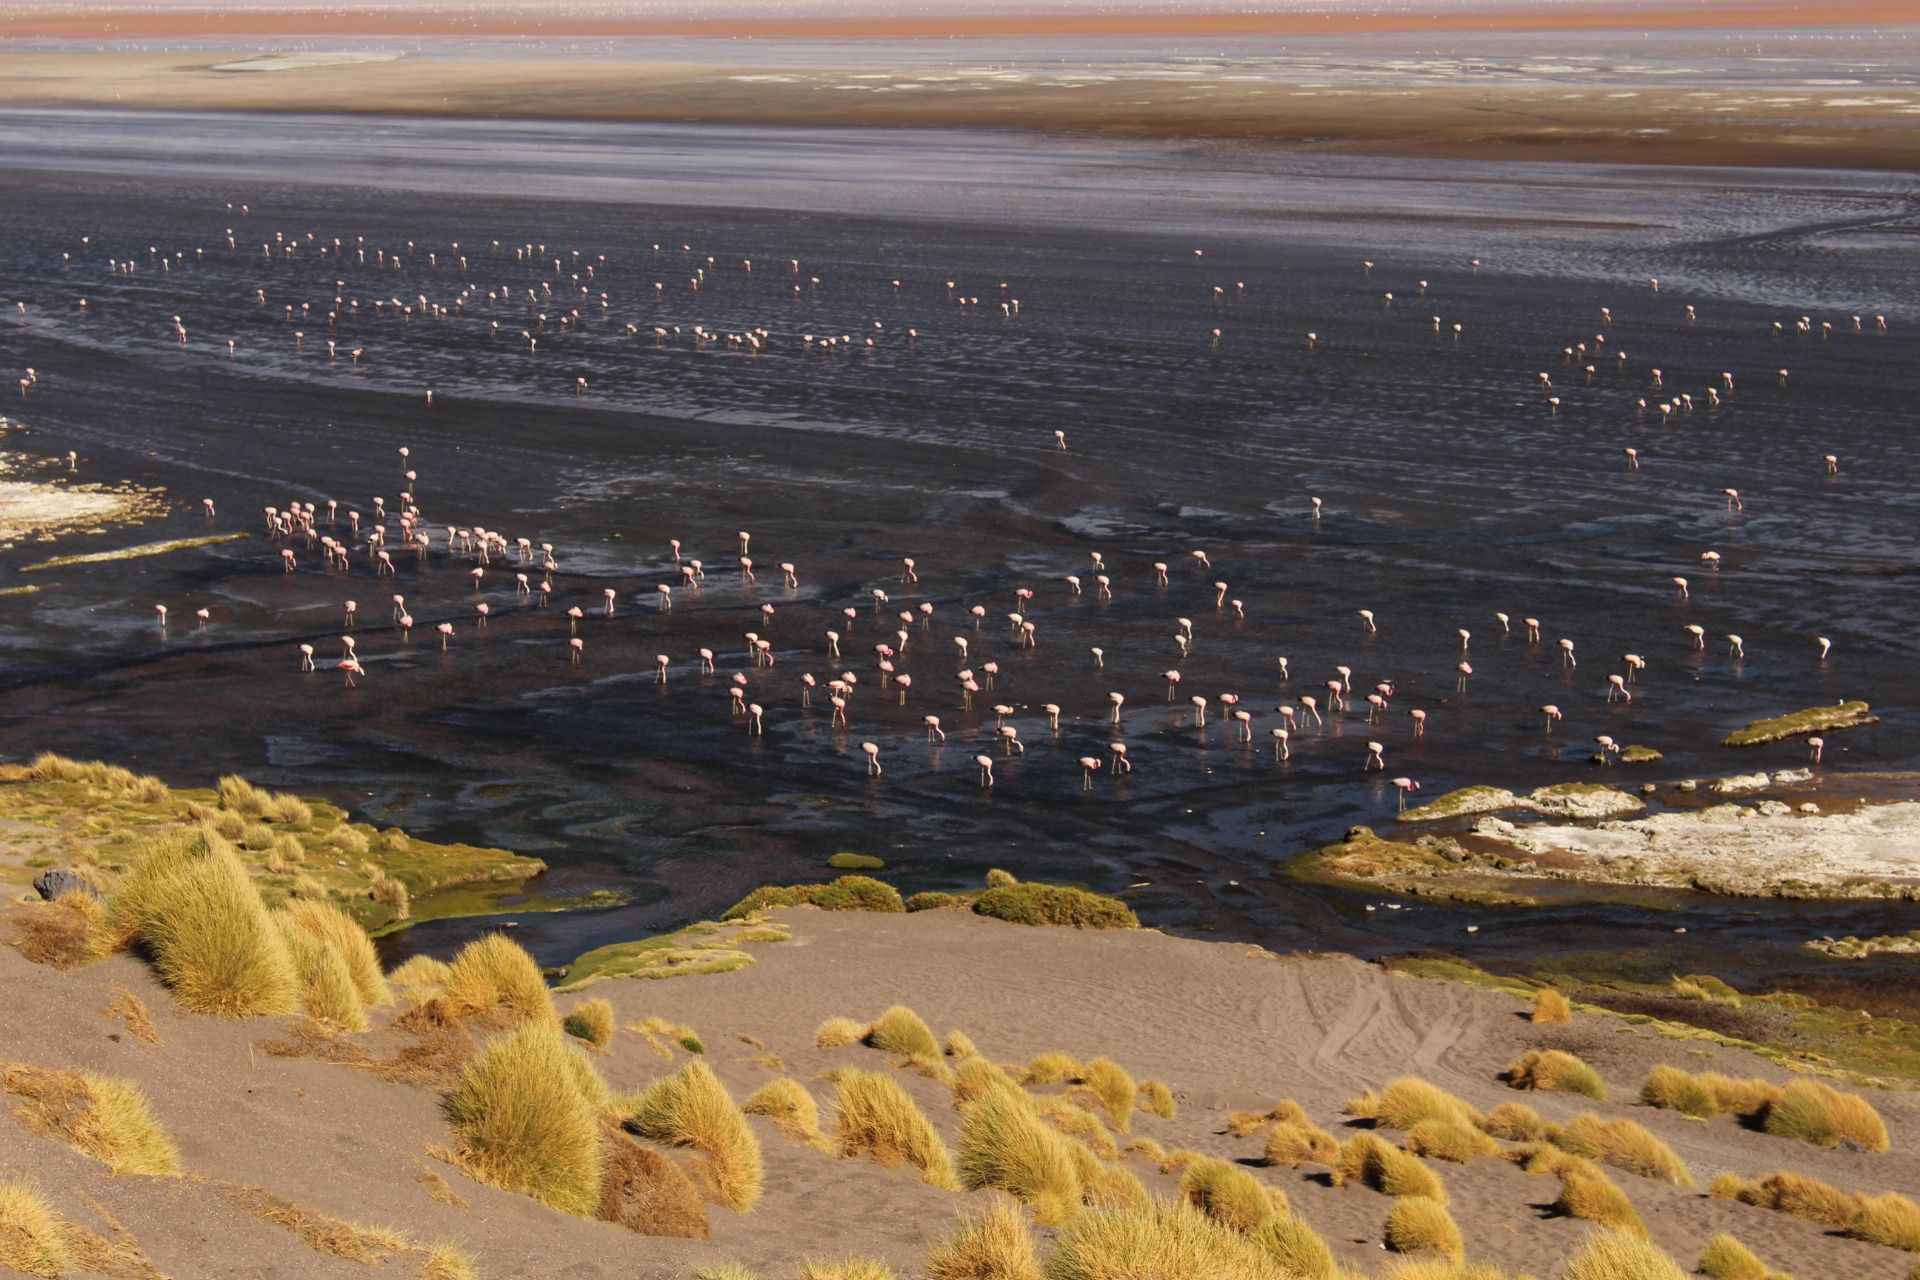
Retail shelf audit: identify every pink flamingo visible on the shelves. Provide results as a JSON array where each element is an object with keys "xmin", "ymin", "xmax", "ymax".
[
  {"xmin": 975, "ymin": 754, "xmax": 994, "ymax": 787},
  {"xmin": 1391, "ymin": 777, "xmax": 1420, "ymax": 811}
]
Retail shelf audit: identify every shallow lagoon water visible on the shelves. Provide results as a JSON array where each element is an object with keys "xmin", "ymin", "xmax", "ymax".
[{"xmin": 0, "ymin": 108, "xmax": 1916, "ymax": 989}]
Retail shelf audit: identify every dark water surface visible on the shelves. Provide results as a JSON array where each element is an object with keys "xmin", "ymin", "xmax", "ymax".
[{"xmin": 1, "ymin": 110, "xmax": 1917, "ymax": 988}]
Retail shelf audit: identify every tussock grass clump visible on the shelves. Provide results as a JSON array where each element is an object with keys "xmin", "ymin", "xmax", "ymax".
[
  {"xmin": 1332, "ymin": 1133, "xmax": 1448, "ymax": 1203},
  {"xmin": 1560, "ymin": 1230, "xmax": 1688, "ymax": 1280},
  {"xmin": 1265, "ymin": 1116, "xmax": 1341, "ymax": 1166},
  {"xmin": 562, "ymin": 998, "xmax": 616, "ymax": 1051},
  {"xmin": 1083, "ymin": 1161, "xmax": 1152, "ymax": 1211},
  {"xmin": 0, "ymin": 1180, "xmax": 70, "ymax": 1278},
  {"xmin": 275, "ymin": 909, "xmax": 368, "ymax": 1031},
  {"xmin": 418, "ymin": 1243, "xmax": 479, "ymax": 1280},
  {"xmin": 1505, "ymin": 1049, "xmax": 1604, "ymax": 1100},
  {"xmin": 1034, "ymin": 1096, "xmax": 1118, "ymax": 1158},
  {"xmin": 1638, "ymin": 1065, "xmax": 1718, "ymax": 1120},
  {"xmin": 1045, "ymin": 1198, "xmax": 1290, "ymax": 1280},
  {"xmin": 1179, "ymin": 1156, "xmax": 1278, "ymax": 1231},
  {"xmin": 1551, "ymin": 1161, "xmax": 1645, "ymax": 1236},
  {"xmin": 1476, "ymin": 1102, "xmax": 1544, "ymax": 1142},
  {"xmin": 103, "ymin": 826, "xmax": 299, "ymax": 1017},
  {"xmin": 623, "ymin": 1061, "xmax": 764, "ymax": 1212},
  {"xmin": 1080, "ymin": 1058, "xmax": 1136, "ymax": 1134},
  {"xmin": 1385, "ymin": 1196, "xmax": 1463, "ymax": 1261},
  {"xmin": 799, "ymin": 1260, "xmax": 900, "ymax": 1280},
  {"xmin": 597, "ymin": 1131, "xmax": 709, "ymax": 1238},
  {"xmin": 261, "ymin": 791, "xmax": 312, "ymax": 826},
  {"xmin": 1548, "ymin": 1114, "xmax": 1692, "ymax": 1186},
  {"xmin": 329, "ymin": 825, "xmax": 371, "ymax": 855},
  {"xmin": 445, "ymin": 1021, "xmax": 604, "ymax": 1217},
  {"xmin": 1531, "ymin": 987, "xmax": 1573, "ymax": 1024},
  {"xmin": 276, "ymin": 899, "xmax": 388, "ymax": 1015},
  {"xmin": 1713, "ymin": 1170, "xmax": 1864, "ymax": 1229},
  {"xmin": 816, "ymin": 1016, "xmax": 867, "ymax": 1048},
  {"xmin": 1849, "ymin": 1191, "xmax": 1920, "ymax": 1252},
  {"xmin": 865, "ymin": 1006, "xmax": 942, "ymax": 1060},
  {"xmin": 924, "ymin": 1200, "xmax": 1045, "ymax": 1280},
  {"xmin": 1404, "ymin": 1120, "xmax": 1486, "ymax": 1164},
  {"xmin": 1023, "ymin": 1052, "xmax": 1084, "ymax": 1086},
  {"xmin": 831, "ymin": 1070, "xmax": 958, "ymax": 1189},
  {"xmin": 953, "ymin": 1056, "xmax": 1028, "ymax": 1108},
  {"xmin": 1761, "ymin": 1079, "xmax": 1890, "ymax": 1152},
  {"xmin": 957, "ymin": 1091, "xmax": 1085, "ymax": 1226},
  {"xmin": 972, "ymin": 883, "xmax": 1138, "ymax": 929},
  {"xmin": 216, "ymin": 774, "xmax": 272, "ymax": 815},
  {"xmin": 946, "ymin": 1030, "xmax": 981, "ymax": 1060},
  {"xmin": 0, "ymin": 1062, "xmax": 181, "ymax": 1176},
  {"xmin": 440, "ymin": 934, "xmax": 553, "ymax": 1023},
  {"xmin": 279, "ymin": 897, "xmax": 389, "ymax": 1005},
  {"xmin": 1704, "ymin": 1073, "xmax": 1786, "ymax": 1117},
  {"xmin": 1350, "ymin": 1078, "xmax": 1481, "ymax": 1132},
  {"xmin": 1139, "ymin": 1079, "xmax": 1176, "ymax": 1121},
  {"xmin": 1697, "ymin": 1233, "xmax": 1769, "ymax": 1280},
  {"xmin": 226, "ymin": 1185, "xmax": 411, "ymax": 1264},
  {"xmin": 986, "ymin": 868, "xmax": 1020, "ymax": 889},
  {"xmin": 389, "ymin": 955, "xmax": 452, "ymax": 993},
  {"xmin": 744, "ymin": 1077, "xmax": 822, "ymax": 1144},
  {"xmin": 1248, "ymin": 1212, "xmax": 1337, "ymax": 1279}
]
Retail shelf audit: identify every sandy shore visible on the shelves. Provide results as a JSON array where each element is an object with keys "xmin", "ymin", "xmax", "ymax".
[
  {"xmin": 2, "ymin": 52, "xmax": 1918, "ymax": 171},
  {"xmin": 5, "ymin": 2, "xmax": 1918, "ymax": 40},
  {"xmin": 5, "ymin": 902, "xmax": 1919, "ymax": 1278}
]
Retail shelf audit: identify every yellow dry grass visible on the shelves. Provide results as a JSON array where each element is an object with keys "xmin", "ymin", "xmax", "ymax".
[
  {"xmin": 956, "ymin": 1091, "xmax": 1085, "ymax": 1226},
  {"xmin": 8, "ymin": 893, "xmax": 103, "ymax": 969},
  {"xmin": 1697, "ymin": 1233, "xmax": 1769, "ymax": 1280},
  {"xmin": 1531, "ymin": 988, "xmax": 1573, "ymax": 1024},
  {"xmin": 1560, "ymin": 1229, "xmax": 1689, "ymax": 1280},
  {"xmin": 1265, "ymin": 1117, "xmax": 1342, "ymax": 1166},
  {"xmin": 622, "ymin": 1060, "xmax": 764, "ymax": 1213},
  {"xmin": 562, "ymin": 997, "xmax": 616, "ymax": 1051},
  {"xmin": 101, "ymin": 987, "xmax": 162, "ymax": 1046},
  {"xmin": 743, "ymin": 1077, "xmax": 823, "ymax": 1145},
  {"xmin": 1351, "ymin": 1078, "xmax": 1481, "ymax": 1131},
  {"xmin": 1178, "ymin": 1155, "xmax": 1277, "ymax": 1231},
  {"xmin": 444, "ymin": 1021, "xmax": 604, "ymax": 1217},
  {"xmin": 798, "ymin": 1259, "xmax": 900, "ymax": 1280},
  {"xmin": 225, "ymin": 1183, "xmax": 411, "ymax": 1263},
  {"xmin": 1384, "ymin": 1195, "xmax": 1463, "ymax": 1262},
  {"xmin": 102, "ymin": 826, "xmax": 300, "ymax": 1017},
  {"xmin": 1022, "ymin": 1052, "xmax": 1083, "ymax": 1085},
  {"xmin": 0, "ymin": 1180, "xmax": 69, "ymax": 1279},
  {"xmin": 440, "ymin": 934, "xmax": 553, "ymax": 1023},
  {"xmin": 1547, "ymin": 1113, "xmax": 1693, "ymax": 1186},
  {"xmin": 1712, "ymin": 1170, "xmax": 1865, "ymax": 1229},
  {"xmin": 1551, "ymin": 1160, "xmax": 1646, "ymax": 1236},
  {"xmin": 1139, "ymin": 1079, "xmax": 1177, "ymax": 1121},
  {"xmin": 1761, "ymin": 1079, "xmax": 1890, "ymax": 1152},
  {"xmin": 1045, "ymin": 1198, "xmax": 1292, "ymax": 1280},
  {"xmin": 1249, "ymin": 1212, "xmax": 1338, "ymax": 1279},
  {"xmin": 865, "ymin": 1005, "xmax": 942, "ymax": 1059},
  {"xmin": 277, "ymin": 897, "xmax": 390, "ymax": 1006},
  {"xmin": 1505, "ymin": 1049, "xmax": 1604, "ymax": 1100},
  {"xmin": 389, "ymin": 954, "xmax": 453, "ymax": 993},
  {"xmin": 952, "ymin": 1056, "xmax": 1028, "ymax": 1109},
  {"xmin": 924, "ymin": 1199, "xmax": 1044, "ymax": 1280},
  {"xmin": 1331, "ymin": 1133, "xmax": 1448, "ymax": 1204},
  {"xmin": 0, "ymin": 1061, "xmax": 181, "ymax": 1176},
  {"xmin": 417, "ymin": 1242, "xmax": 479, "ymax": 1280},
  {"xmin": 815, "ymin": 1016, "xmax": 866, "ymax": 1048},
  {"xmin": 831, "ymin": 1069, "xmax": 959, "ymax": 1190},
  {"xmin": 1079, "ymin": 1058, "xmax": 1136, "ymax": 1134},
  {"xmin": 275, "ymin": 909, "xmax": 368, "ymax": 1031}
]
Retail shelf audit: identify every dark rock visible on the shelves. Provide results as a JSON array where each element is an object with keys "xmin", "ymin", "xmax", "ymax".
[{"xmin": 33, "ymin": 868, "xmax": 98, "ymax": 902}]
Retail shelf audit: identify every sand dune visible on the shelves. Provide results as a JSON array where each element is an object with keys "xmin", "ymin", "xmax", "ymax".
[{"xmin": 5, "ymin": 903, "xmax": 1917, "ymax": 1277}]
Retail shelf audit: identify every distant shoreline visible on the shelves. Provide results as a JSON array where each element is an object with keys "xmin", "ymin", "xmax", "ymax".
[
  {"xmin": 4, "ymin": 1, "xmax": 1918, "ymax": 40},
  {"xmin": 3, "ymin": 52, "xmax": 1917, "ymax": 174}
]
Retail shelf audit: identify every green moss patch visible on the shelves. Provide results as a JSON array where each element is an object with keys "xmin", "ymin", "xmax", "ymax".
[
  {"xmin": 555, "ymin": 917, "xmax": 791, "ymax": 991},
  {"xmin": 1723, "ymin": 702, "xmax": 1875, "ymax": 747}
]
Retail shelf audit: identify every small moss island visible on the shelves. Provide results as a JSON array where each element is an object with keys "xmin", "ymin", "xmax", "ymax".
[{"xmin": 1722, "ymin": 701, "xmax": 1875, "ymax": 747}]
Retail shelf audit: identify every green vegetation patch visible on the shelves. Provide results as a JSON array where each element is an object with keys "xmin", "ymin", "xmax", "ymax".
[
  {"xmin": 1290, "ymin": 826, "xmax": 1537, "ymax": 907},
  {"xmin": 1398, "ymin": 786, "xmax": 1521, "ymax": 823},
  {"xmin": 721, "ymin": 874, "xmax": 903, "ymax": 919},
  {"xmin": 971, "ymin": 883, "xmax": 1138, "ymax": 929},
  {"xmin": 1723, "ymin": 701, "xmax": 1875, "ymax": 747},
  {"xmin": 826, "ymin": 852, "xmax": 886, "ymax": 871},
  {"xmin": 555, "ymin": 917, "xmax": 791, "ymax": 992}
]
